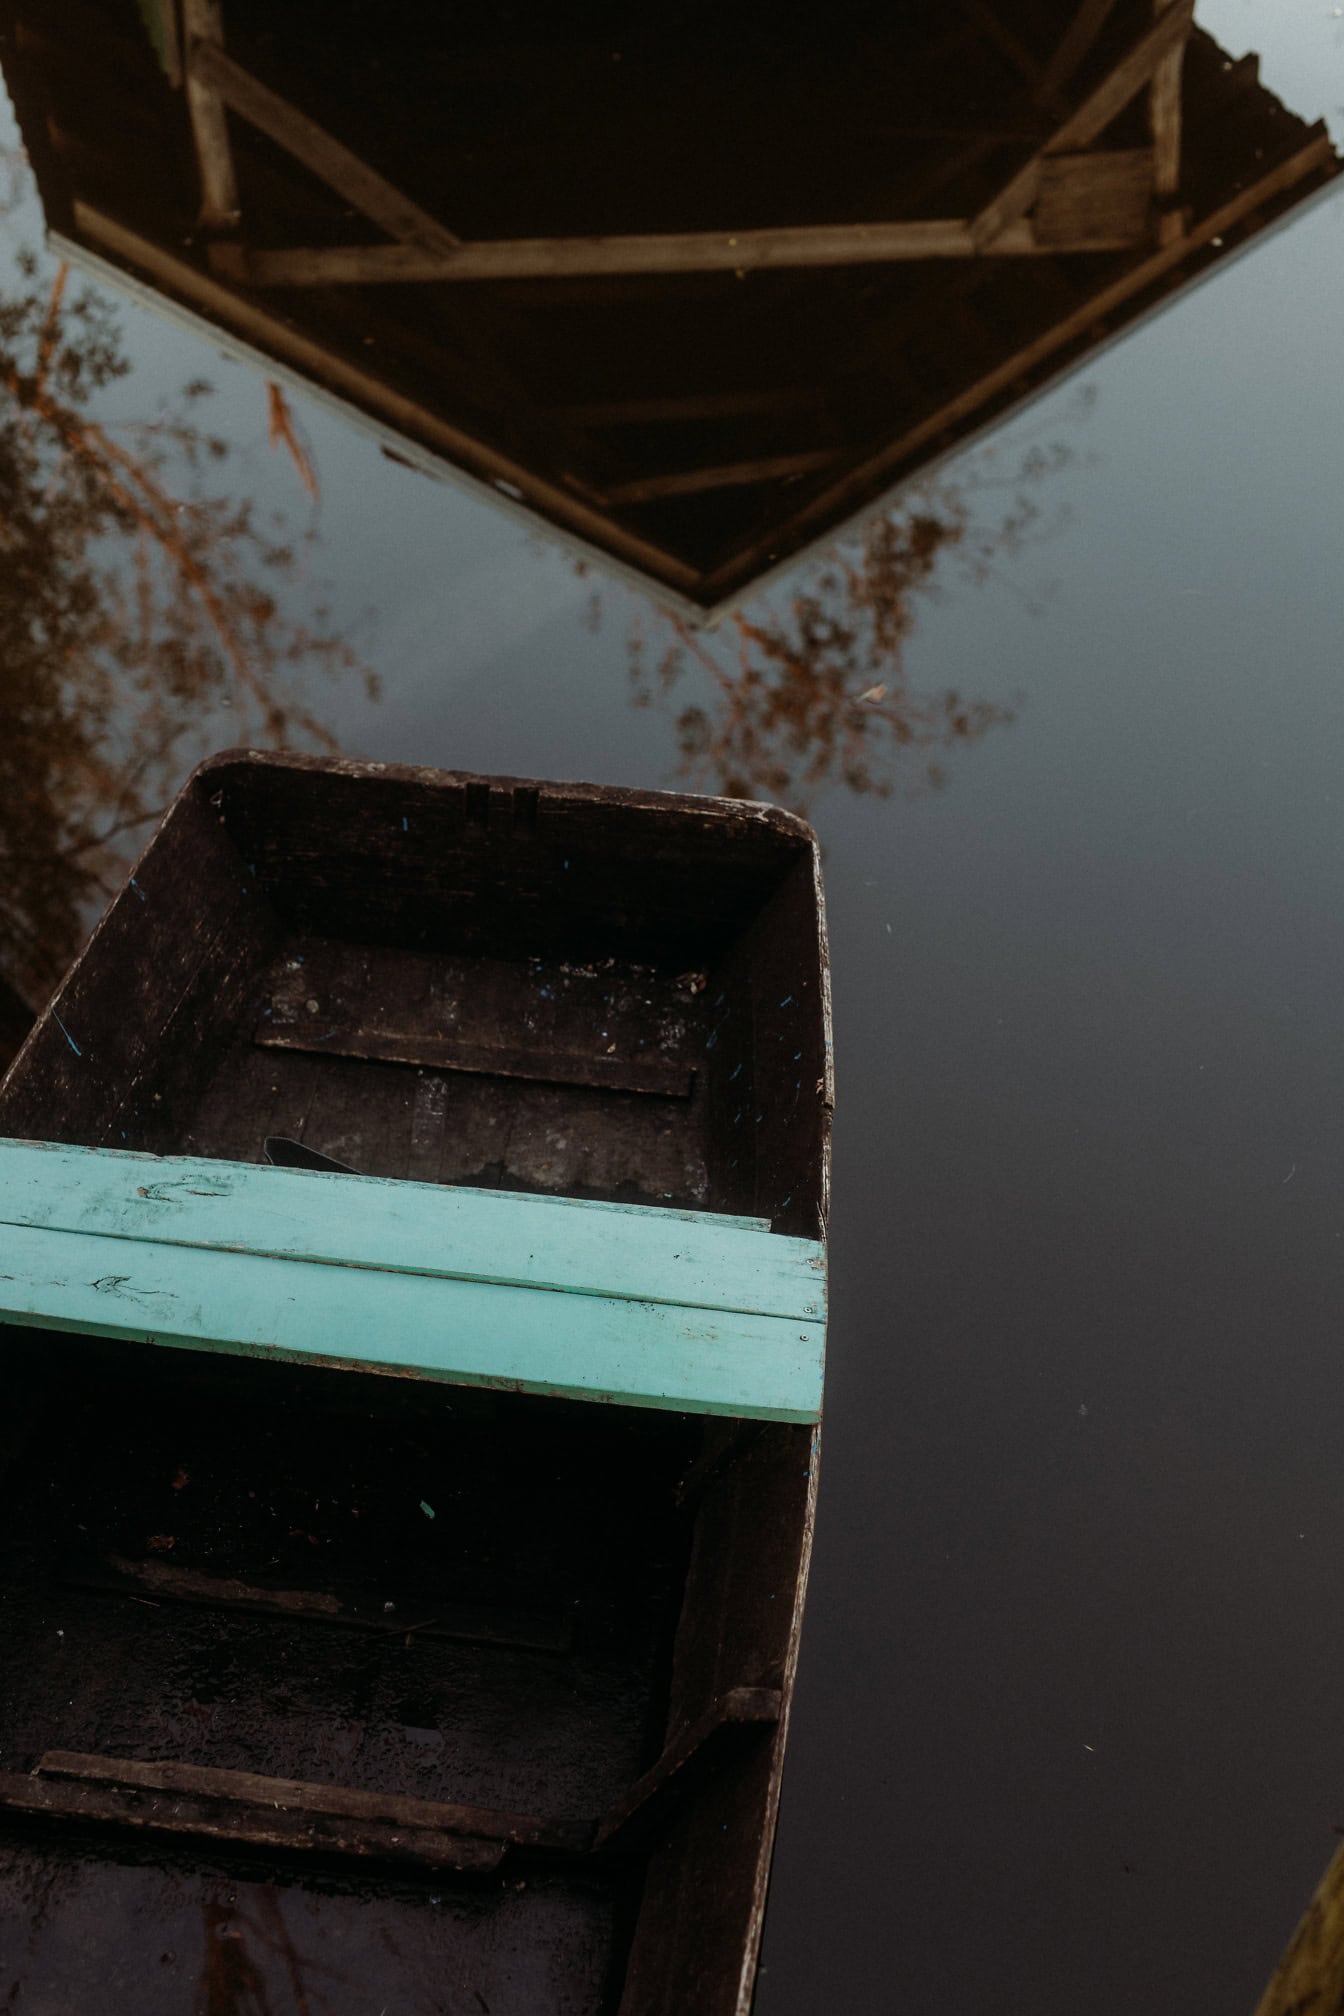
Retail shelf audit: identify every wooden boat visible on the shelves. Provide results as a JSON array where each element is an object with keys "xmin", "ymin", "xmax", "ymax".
[{"xmin": 0, "ymin": 751, "xmax": 831, "ymax": 2015}]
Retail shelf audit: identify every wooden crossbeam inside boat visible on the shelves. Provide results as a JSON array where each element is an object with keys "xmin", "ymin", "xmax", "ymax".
[
  {"xmin": 0, "ymin": 1751, "xmax": 588, "ymax": 1869},
  {"xmin": 255, "ymin": 1020, "xmax": 694, "ymax": 1095},
  {"xmin": 595, "ymin": 1688, "xmax": 782, "ymax": 1853},
  {"xmin": 64, "ymin": 1552, "xmax": 575, "ymax": 1652}
]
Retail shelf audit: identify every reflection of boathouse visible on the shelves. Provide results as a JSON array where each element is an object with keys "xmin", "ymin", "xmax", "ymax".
[{"xmin": 2, "ymin": 1, "xmax": 1337, "ymax": 612}]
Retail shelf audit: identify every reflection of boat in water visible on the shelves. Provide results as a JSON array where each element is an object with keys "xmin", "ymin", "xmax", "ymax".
[{"xmin": 0, "ymin": 750, "xmax": 831, "ymax": 2015}]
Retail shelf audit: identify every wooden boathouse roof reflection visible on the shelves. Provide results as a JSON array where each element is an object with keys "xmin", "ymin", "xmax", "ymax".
[{"xmin": 1, "ymin": 0, "xmax": 1337, "ymax": 612}]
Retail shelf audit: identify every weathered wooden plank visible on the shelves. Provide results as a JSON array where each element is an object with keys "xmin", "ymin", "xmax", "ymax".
[
  {"xmin": 66, "ymin": 1552, "xmax": 574, "ymax": 1652},
  {"xmin": 663, "ymin": 1425, "xmax": 818, "ymax": 1741},
  {"xmin": 0, "ymin": 1219, "xmax": 824, "ymax": 1423},
  {"xmin": 253, "ymin": 930, "xmax": 697, "ymax": 1099},
  {"xmin": 1150, "ymin": 0, "xmax": 1186, "ymax": 241},
  {"xmin": 605, "ymin": 452, "xmax": 839, "ymax": 506},
  {"xmin": 37, "ymin": 1751, "xmax": 583, "ymax": 1853},
  {"xmin": 972, "ymin": 0, "xmax": 1194, "ymax": 246},
  {"xmin": 595, "ymin": 1688, "xmax": 780, "ymax": 1852},
  {"xmin": 0, "ymin": 790, "xmax": 276, "ymax": 1150},
  {"xmin": 0, "ymin": 1139, "xmax": 812, "ymax": 1318},
  {"xmin": 255, "ymin": 1022, "xmax": 692, "ymax": 1096},
  {"xmin": 209, "ymin": 210, "xmax": 1155, "ymax": 290},
  {"xmin": 187, "ymin": 37, "xmax": 460, "ymax": 256},
  {"xmin": 1034, "ymin": 148, "xmax": 1154, "ymax": 247},
  {"xmin": 1, "ymin": 1746, "xmax": 549, "ymax": 1872},
  {"xmin": 615, "ymin": 1424, "xmax": 819, "ymax": 2016},
  {"xmin": 180, "ymin": 0, "xmax": 239, "ymax": 229},
  {"xmin": 0, "ymin": 1767, "xmax": 503, "ymax": 1870},
  {"xmin": 1251, "ymin": 1841, "xmax": 1344, "ymax": 2016}
]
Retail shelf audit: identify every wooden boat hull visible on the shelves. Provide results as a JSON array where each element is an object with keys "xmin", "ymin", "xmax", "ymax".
[{"xmin": 0, "ymin": 751, "xmax": 831, "ymax": 2013}]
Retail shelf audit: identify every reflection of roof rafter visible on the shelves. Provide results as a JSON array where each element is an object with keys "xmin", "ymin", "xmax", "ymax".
[
  {"xmin": 185, "ymin": 8, "xmax": 1198, "ymax": 288},
  {"xmin": 1149, "ymin": 0, "xmax": 1187, "ymax": 243},
  {"xmin": 970, "ymin": 0, "xmax": 1192, "ymax": 246},
  {"xmin": 700, "ymin": 130, "xmax": 1333, "ymax": 601},
  {"xmin": 3, "ymin": 0, "xmax": 1338, "ymax": 612},
  {"xmin": 184, "ymin": 24, "xmax": 607, "ymax": 502},
  {"xmin": 210, "ymin": 210, "xmax": 1154, "ymax": 288},
  {"xmin": 189, "ymin": 38, "xmax": 460, "ymax": 257},
  {"xmin": 606, "ymin": 453, "xmax": 840, "ymax": 507},
  {"xmin": 69, "ymin": 199, "xmax": 703, "ymax": 594},
  {"xmin": 181, "ymin": 0, "xmax": 237, "ymax": 228}
]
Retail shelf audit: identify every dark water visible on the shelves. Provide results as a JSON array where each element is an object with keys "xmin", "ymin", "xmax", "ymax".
[{"xmin": 3, "ymin": 4, "xmax": 1344, "ymax": 2009}]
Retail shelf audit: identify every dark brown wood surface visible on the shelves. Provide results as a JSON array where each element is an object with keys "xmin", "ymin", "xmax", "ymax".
[
  {"xmin": 0, "ymin": 972, "xmax": 33, "ymax": 1074},
  {"xmin": 0, "ymin": 751, "xmax": 830, "ymax": 2015},
  {"xmin": 1, "ymin": 751, "xmax": 830, "ymax": 1230}
]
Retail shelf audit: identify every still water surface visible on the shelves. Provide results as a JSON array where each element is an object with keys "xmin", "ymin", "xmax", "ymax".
[{"xmin": 3, "ymin": 4, "xmax": 1344, "ymax": 2009}]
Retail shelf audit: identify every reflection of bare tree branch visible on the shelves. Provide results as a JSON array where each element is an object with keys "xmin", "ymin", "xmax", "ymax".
[
  {"xmin": 0, "ymin": 203, "xmax": 368, "ymax": 1008},
  {"xmin": 2, "ymin": 303, "xmax": 298, "ymax": 730},
  {"xmin": 33, "ymin": 260, "xmax": 66, "ymax": 393},
  {"xmin": 616, "ymin": 412, "xmax": 1087, "ymax": 812},
  {"xmin": 267, "ymin": 381, "xmax": 319, "ymax": 501}
]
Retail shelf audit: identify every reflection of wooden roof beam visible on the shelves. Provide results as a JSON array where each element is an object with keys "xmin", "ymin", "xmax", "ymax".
[
  {"xmin": 972, "ymin": 0, "xmax": 1192, "ymax": 247},
  {"xmin": 1150, "ymin": 0, "xmax": 1187, "ymax": 244},
  {"xmin": 68, "ymin": 201, "xmax": 702, "ymax": 595},
  {"xmin": 185, "ymin": 37, "xmax": 610, "ymax": 505},
  {"xmin": 184, "ymin": 38, "xmax": 614, "ymax": 496},
  {"xmin": 895, "ymin": 0, "xmax": 1121, "ymax": 219},
  {"xmin": 1034, "ymin": 149, "xmax": 1154, "ymax": 246},
  {"xmin": 210, "ymin": 207, "xmax": 1152, "ymax": 290},
  {"xmin": 701, "ymin": 131, "xmax": 1334, "ymax": 604},
  {"xmin": 187, "ymin": 37, "xmax": 461, "ymax": 256},
  {"xmin": 1037, "ymin": 0, "xmax": 1122, "ymax": 102},
  {"xmin": 606, "ymin": 452, "xmax": 840, "ymax": 506},
  {"xmin": 961, "ymin": 2, "xmax": 1074, "ymax": 118},
  {"xmin": 182, "ymin": 0, "xmax": 238, "ymax": 229},
  {"xmin": 560, "ymin": 389, "xmax": 827, "ymax": 427}
]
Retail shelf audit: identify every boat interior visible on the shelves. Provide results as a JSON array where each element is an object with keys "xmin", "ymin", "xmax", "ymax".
[
  {"xmin": 0, "ymin": 753, "xmax": 827, "ymax": 2012},
  {"xmin": 0, "ymin": 751, "xmax": 829, "ymax": 1235},
  {"xmin": 0, "ymin": 1328, "xmax": 815, "ymax": 2010}
]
